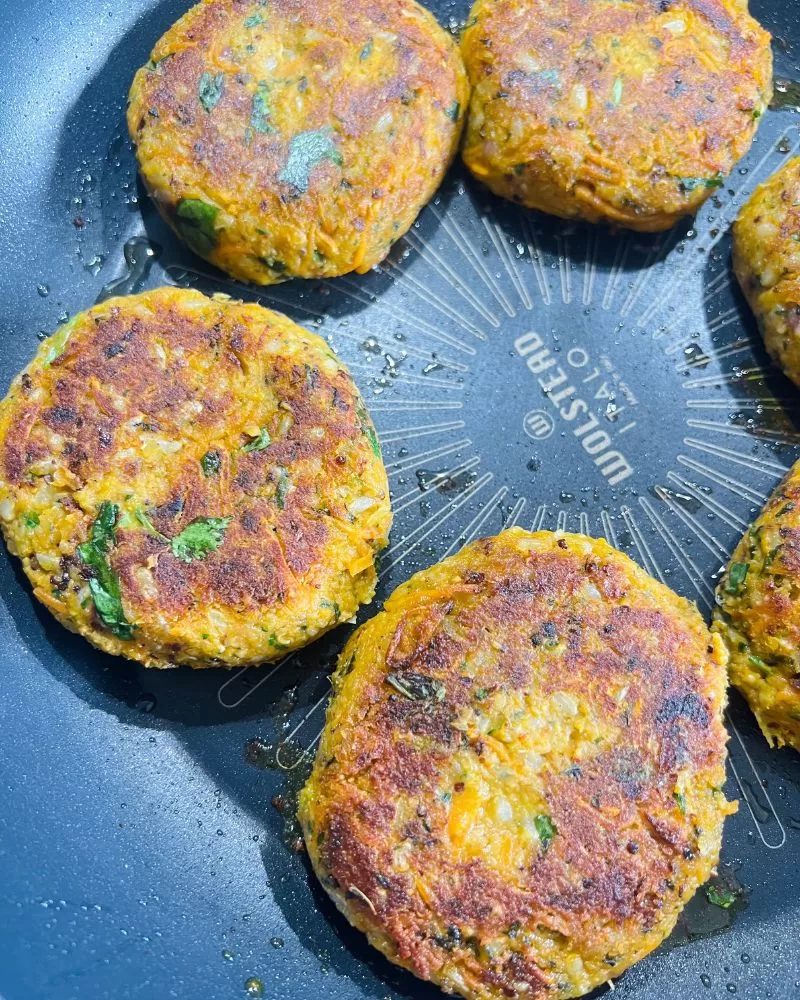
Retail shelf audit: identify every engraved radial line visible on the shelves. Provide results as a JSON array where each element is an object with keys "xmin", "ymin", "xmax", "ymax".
[
  {"xmin": 443, "ymin": 486, "xmax": 508, "ymax": 557},
  {"xmin": 677, "ymin": 454, "xmax": 768, "ymax": 505},
  {"xmin": 638, "ymin": 497, "xmax": 714, "ymax": 607},
  {"xmin": 579, "ymin": 511, "xmax": 590, "ymax": 536},
  {"xmin": 521, "ymin": 216, "xmax": 553, "ymax": 306},
  {"xmin": 332, "ymin": 327, "xmax": 469, "ymax": 373},
  {"xmin": 375, "ymin": 263, "xmax": 490, "ymax": 338},
  {"xmin": 429, "ymin": 204, "xmax": 518, "ymax": 316},
  {"xmin": 682, "ymin": 366, "xmax": 772, "ymax": 390},
  {"xmin": 685, "ymin": 397, "xmax": 792, "ymax": 410},
  {"xmin": 387, "ymin": 437, "xmax": 472, "ymax": 476},
  {"xmin": 684, "ymin": 437, "xmax": 786, "ymax": 477},
  {"xmin": 654, "ymin": 486, "xmax": 729, "ymax": 561},
  {"xmin": 600, "ymin": 509, "xmax": 618, "ymax": 548},
  {"xmin": 368, "ymin": 399, "xmax": 463, "ymax": 412},
  {"xmin": 556, "ymin": 233, "xmax": 572, "ymax": 305},
  {"xmin": 620, "ymin": 504, "xmax": 664, "ymax": 582},
  {"xmin": 345, "ymin": 362, "xmax": 463, "ymax": 392},
  {"xmin": 602, "ymin": 233, "xmax": 631, "ymax": 311},
  {"xmin": 400, "ymin": 233, "xmax": 500, "ymax": 329},
  {"xmin": 217, "ymin": 654, "xmax": 296, "ymax": 709},
  {"xmin": 619, "ymin": 230, "xmax": 678, "ymax": 318},
  {"xmin": 481, "ymin": 214, "xmax": 528, "ymax": 312},
  {"xmin": 506, "ymin": 497, "xmax": 527, "ymax": 529},
  {"xmin": 530, "ymin": 504, "xmax": 548, "ymax": 531},
  {"xmin": 556, "ymin": 510, "xmax": 568, "ymax": 532},
  {"xmin": 673, "ymin": 342, "xmax": 751, "ymax": 369},
  {"xmin": 664, "ymin": 330, "xmax": 746, "ymax": 358},
  {"xmin": 726, "ymin": 713, "xmax": 787, "ymax": 849},
  {"xmin": 332, "ymin": 277, "xmax": 477, "ymax": 355},
  {"xmin": 583, "ymin": 228, "xmax": 597, "ymax": 307},
  {"xmin": 380, "ymin": 474, "xmax": 494, "ymax": 576},
  {"xmin": 640, "ymin": 136, "xmax": 800, "ymax": 329},
  {"xmin": 685, "ymin": 418, "xmax": 800, "ymax": 449},
  {"xmin": 390, "ymin": 457, "xmax": 482, "ymax": 514},
  {"xmin": 651, "ymin": 269, "xmax": 731, "ymax": 338},
  {"xmin": 666, "ymin": 470, "xmax": 750, "ymax": 532},
  {"xmin": 378, "ymin": 420, "xmax": 466, "ymax": 444},
  {"xmin": 276, "ymin": 691, "xmax": 330, "ymax": 770}
]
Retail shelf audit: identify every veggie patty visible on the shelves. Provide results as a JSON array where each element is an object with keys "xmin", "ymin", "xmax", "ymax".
[
  {"xmin": 127, "ymin": 0, "xmax": 469, "ymax": 283},
  {"xmin": 0, "ymin": 287, "xmax": 391, "ymax": 668},
  {"xmin": 300, "ymin": 528, "xmax": 734, "ymax": 999},
  {"xmin": 461, "ymin": 0, "xmax": 772, "ymax": 231}
]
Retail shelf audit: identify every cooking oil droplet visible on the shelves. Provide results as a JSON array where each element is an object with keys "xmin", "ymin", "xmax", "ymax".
[
  {"xmin": 270, "ymin": 936, "xmax": 285, "ymax": 948},
  {"xmin": 37, "ymin": 284, "xmax": 49, "ymax": 298},
  {"xmin": 96, "ymin": 237, "xmax": 161, "ymax": 304},
  {"xmin": 83, "ymin": 254, "xmax": 105, "ymax": 277},
  {"xmin": 700, "ymin": 974, "xmax": 711, "ymax": 988},
  {"xmin": 244, "ymin": 977, "xmax": 264, "ymax": 997},
  {"xmin": 727, "ymin": 985, "xmax": 737, "ymax": 994},
  {"xmin": 222, "ymin": 949, "xmax": 234, "ymax": 962}
]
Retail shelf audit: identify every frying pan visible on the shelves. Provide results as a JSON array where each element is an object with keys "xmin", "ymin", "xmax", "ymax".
[{"xmin": 1, "ymin": 1, "xmax": 800, "ymax": 997}]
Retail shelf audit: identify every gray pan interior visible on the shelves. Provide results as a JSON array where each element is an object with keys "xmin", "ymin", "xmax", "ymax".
[{"xmin": 1, "ymin": 1, "xmax": 800, "ymax": 997}]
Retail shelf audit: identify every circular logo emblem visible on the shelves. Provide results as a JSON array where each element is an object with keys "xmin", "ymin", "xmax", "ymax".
[{"xmin": 523, "ymin": 409, "xmax": 555, "ymax": 441}]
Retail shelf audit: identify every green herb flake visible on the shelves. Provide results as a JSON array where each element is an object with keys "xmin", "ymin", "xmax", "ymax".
[
  {"xmin": 360, "ymin": 39, "xmax": 373, "ymax": 60},
  {"xmin": 244, "ymin": 13, "xmax": 264, "ymax": 27},
  {"xmin": 267, "ymin": 632, "xmax": 290, "ymax": 650},
  {"xmin": 386, "ymin": 672, "xmax": 446, "ymax": 702},
  {"xmin": 320, "ymin": 598, "xmax": 341, "ymax": 622},
  {"xmin": 279, "ymin": 128, "xmax": 343, "ymax": 193},
  {"xmin": 175, "ymin": 198, "xmax": 220, "ymax": 257},
  {"xmin": 706, "ymin": 884, "xmax": 737, "ymax": 909},
  {"xmin": 22, "ymin": 511, "xmax": 40, "ymax": 529},
  {"xmin": 356, "ymin": 402, "xmax": 381, "ymax": 457},
  {"xmin": 242, "ymin": 427, "xmax": 271, "ymax": 453},
  {"xmin": 275, "ymin": 467, "xmax": 291, "ymax": 509},
  {"xmin": 199, "ymin": 72, "xmax": 225, "ymax": 113},
  {"xmin": 134, "ymin": 506, "xmax": 168, "ymax": 540},
  {"xmin": 445, "ymin": 100, "xmax": 461, "ymax": 121},
  {"xmin": 726, "ymin": 561, "xmax": 749, "ymax": 594},
  {"xmin": 474, "ymin": 687, "xmax": 489, "ymax": 701},
  {"xmin": 673, "ymin": 791, "xmax": 686, "ymax": 814},
  {"xmin": 534, "ymin": 813, "xmax": 557, "ymax": 851},
  {"xmin": 250, "ymin": 82, "xmax": 273, "ymax": 134},
  {"xmin": 77, "ymin": 502, "xmax": 134, "ymax": 640},
  {"xmin": 43, "ymin": 318, "xmax": 76, "ymax": 367},
  {"xmin": 748, "ymin": 654, "xmax": 772, "ymax": 677},
  {"xmin": 201, "ymin": 450, "xmax": 222, "ymax": 476},
  {"xmin": 678, "ymin": 174, "xmax": 724, "ymax": 192},
  {"xmin": 611, "ymin": 76, "xmax": 623, "ymax": 105},
  {"xmin": 170, "ymin": 516, "xmax": 231, "ymax": 563}
]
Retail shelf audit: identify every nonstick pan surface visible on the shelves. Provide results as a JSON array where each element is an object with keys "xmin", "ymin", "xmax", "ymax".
[{"xmin": 1, "ymin": 1, "xmax": 800, "ymax": 998}]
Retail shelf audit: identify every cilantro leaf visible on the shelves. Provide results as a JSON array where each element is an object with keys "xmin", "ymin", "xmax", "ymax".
[
  {"xmin": 199, "ymin": 72, "xmax": 225, "ymax": 113},
  {"xmin": 43, "ymin": 318, "xmax": 76, "ymax": 367},
  {"xmin": 242, "ymin": 428, "xmax": 271, "ymax": 453},
  {"xmin": 356, "ymin": 402, "xmax": 381, "ymax": 457},
  {"xmin": 706, "ymin": 884, "xmax": 738, "ymax": 909},
  {"xmin": 444, "ymin": 100, "xmax": 461, "ymax": 121},
  {"xmin": 175, "ymin": 198, "xmax": 220, "ymax": 257},
  {"xmin": 275, "ymin": 467, "xmax": 291, "ymax": 509},
  {"xmin": 77, "ymin": 502, "xmax": 134, "ymax": 640},
  {"xmin": 22, "ymin": 511, "xmax": 40, "ymax": 529},
  {"xmin": 244, "ymin": 13, "xmax": 264, "ymax": 27},
  {"xmin": 201, "ymin": 450, "xmax": 222, "ymax": 476},
  {"xmin": 250, "ymin": 83, "xmax": 273, "ymax": 134},
  {"xmin": 726, "ymin": 561, "xmax": 749, "ymax": 595},
  {"xmin": 279, "ymin": 128, "xmax": 342, "ymax": 193},
  {"xmin": 385, "ymin": 672, "xmax": 445, "ymax": 701},
  {"xmin": 170, "ymin": 516, "xmax": 231, "ymax": 563},
  {"xmin": 534, "ymin": 813, "xmax": 557, "ymax": 851},
  {"xmin": 678, "ymin": 174, "xmax": 724, "ymax": 192}
]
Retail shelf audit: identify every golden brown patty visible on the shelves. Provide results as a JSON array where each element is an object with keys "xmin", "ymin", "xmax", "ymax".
[
  {"xmin": 732, "ymin": 156, "xmax": 800, "ymax": 387},
  {"xmin": 0, "ymin": 287, "xmax": 391, "ymax": 669},
  {"xmin": 300, "ymin": 529, "xmax": 734, "ymax": 1000},
  {"xmin": 461, "ymin": 0, "xmax": 772, "ymax": 231},
  {"xmin": 713, "ymin": 459, "xmax": 800, "ymax": 751},
  {"xmin": 127, "ymin": 0, "xmax": 468, "ymax": 284}
]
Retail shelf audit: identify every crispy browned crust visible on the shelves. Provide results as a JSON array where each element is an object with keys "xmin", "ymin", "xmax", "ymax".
[
  {"xmin": 127, "ymin": 0, "xmax": 468, "ymax": 282},
  {"xmin": 0, "ymin": 287, "xmax": 391, "ymax": 668},
  {"xmin": 461, "ymin": 0, "xmax": 772, "ymax": 230},
  {"xmin": 300, "ymin": 529, "xmax": 733, "ymax": 999},
  {"xmin": 732, "ymin": 156, "xmax": 800, "ymax": 387}
]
